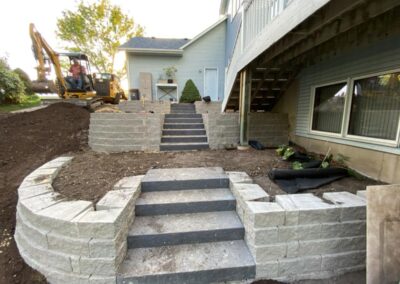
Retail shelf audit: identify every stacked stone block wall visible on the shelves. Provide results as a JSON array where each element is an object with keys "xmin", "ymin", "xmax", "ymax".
[
  {"xmin": 226, "ymin": 172, "xmax": 367, "ymax": 281},
  {"xmin": 118, "ymin": 101, "xmax": 170, "ymax": 113},
  {"xmin": 202, "ymin": 111, "xmax": 289, "ymax": 149},
  {"xmin": 89, "ymin": 113, "xmax": 163, "ymax": 153},
  {"xmin": 15, "ymin": 157, "xmax": 143, "ymax": 283}
]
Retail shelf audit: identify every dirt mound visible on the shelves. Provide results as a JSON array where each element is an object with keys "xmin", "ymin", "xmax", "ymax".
[{"xmin": 0, "ymin": 103, "xmax": 89, "ymax": 283}]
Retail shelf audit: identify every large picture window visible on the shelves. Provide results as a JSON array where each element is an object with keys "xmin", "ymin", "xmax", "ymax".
[
  {"xmin": 310, "ymin": 70, "xmax": 400, "ymax": 146},
  {"xmin": 311, "ymin": 82, "xmax": 347, "ymax": 134},
  {"xmin": 348, "ymin": 72, "xmax": 400, "ymax": 140}
]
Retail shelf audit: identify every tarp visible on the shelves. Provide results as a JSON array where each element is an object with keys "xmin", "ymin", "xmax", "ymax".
[{"xmin": 268, "ymin": 167, "xmax": 348, "ymax": 193}]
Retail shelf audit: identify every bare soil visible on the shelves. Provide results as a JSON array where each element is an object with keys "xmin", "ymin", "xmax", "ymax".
[
  {"xmin": 0, "ymin": 103, "xmax": 89, "ymax": 284},
  {"xmin": 53, "ymin": 148, "xmax": 381, "ymax": 204}
]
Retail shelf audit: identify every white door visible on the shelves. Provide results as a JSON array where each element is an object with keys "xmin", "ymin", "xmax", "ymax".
[{"xmin": 204, "ymin": 68, "xmax": 218, "ymax": 101}]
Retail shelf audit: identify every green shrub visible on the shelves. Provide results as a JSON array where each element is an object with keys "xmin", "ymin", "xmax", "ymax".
[
  {"xmin": 13, "ymin": 68, "xmax": 34, "ymax": 95},
  {"xmin": 180, "ymin": 79, "xmax": 201, "ymax": 103},
  {"xmin": 0, "ymin": 59, "xmax": 25, "ymax": 104}
]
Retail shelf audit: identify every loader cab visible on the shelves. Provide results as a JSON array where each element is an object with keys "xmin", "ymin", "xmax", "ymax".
[{"xmin": 60, "ymin": 52, "xmax": 95, "ymax": 94}]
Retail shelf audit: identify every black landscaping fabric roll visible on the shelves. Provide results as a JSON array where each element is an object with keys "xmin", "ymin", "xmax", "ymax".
[
  {"xmin": 301, "ymin": 160, "xmax": 322, "ymax": 169},
  {"xmin": 249, "ymin": 140, "xmax": 265, "ymax": 150},
  {"xmin": 287, "ymin": 151, "xmax": 311, "ymax": 162},
  {"xmin": 268, "ymin": 167, "xmax": 348, "ymax": 194}
]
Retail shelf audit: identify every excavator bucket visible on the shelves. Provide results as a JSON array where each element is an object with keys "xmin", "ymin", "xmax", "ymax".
[{"xmin": 31, "ymin": 80, "xmax": 57, "ymax": 94}]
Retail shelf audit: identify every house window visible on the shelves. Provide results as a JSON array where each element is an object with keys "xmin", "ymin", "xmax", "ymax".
[
  {"xmin": 310, "ymin": 70, "xmax": 400, "ymax": 146},
  {"xmin": 311, "ymin": 82, "xmax": 347, "ymax": 134},
  {"xmin": 348, "ymin": 72, "xmax": 400, "ymax": 140}
]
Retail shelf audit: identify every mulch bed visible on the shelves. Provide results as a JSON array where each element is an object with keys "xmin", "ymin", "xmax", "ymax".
[{"xmin": 0, "ymin": 103, "xmax": 89, "ymax": 283}]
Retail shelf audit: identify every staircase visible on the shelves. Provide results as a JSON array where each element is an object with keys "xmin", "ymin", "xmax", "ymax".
[
  {"xmin": 160, "ymin": 104, "xmax": 209, "ymax": 151},
  {"xmin": 117, "ymin": 168, "xmax": 256, "ymax": 284}
]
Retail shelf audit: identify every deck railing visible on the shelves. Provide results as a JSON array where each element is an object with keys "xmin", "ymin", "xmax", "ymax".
[{"xmin": 223, "ymin": 0, "xmax": 294, "ymax": 110}]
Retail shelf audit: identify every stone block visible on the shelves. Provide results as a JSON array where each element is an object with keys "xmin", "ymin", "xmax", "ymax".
[
  {"xmin": 278, "ymin": 224, "xmax": 321, "ymax": 242},
  {"xmin": 113, "ymin": 175, "xmax": 143, "ymax": 193},
  {"xmin": 298, "ymin": 236, "xmax": 366, "ymax": 257},
  {"xmin": 89, "ymin": 230, "xmax": 127, "ymax": 258},
  {"xmin": 249, "ymin": 243, "xmax": 287, "ymax": 262},
  {"xmin": 256, "ymin": 261, "xmax": 279, "ymax": 279},
  {"xmin": 320, "ymin": 221, "xmax": 366, "ymax": 239},
  {"xmin": 18, "ymin": 183, "xmax": 53, "ymax": 200},
  {"xmin": 15, "ymin": 228, "xmax": 73, "ymax": 273},
  {"xmin": 96, "ymin": 190, "xmax": 132, "ymax": 210},
  {"xmin": 356, "ymin": 190, "xmax": 366, "ymax": 199},
  {"xmin": 233, "ymin": 183, "xmax": 269, "ymax": 203},
  {"xmin": 278, "ymin": 255, "xmax": 322, "ymax": 277},
  {"xmin": 322, "ymin": 192, "xmax": 366, "ymax": 221},
  {"xmin": 47, "ymin": 232, "xmax": 90, "ymax": 257},
  {"xmin": 321, "ymin": 251, "xmax": 366, "ymax": 270},
  {"xmin": 286, "ymin": 241, "xmax": 300, "ymax": 257},
  {"xmin": 20, "ymin": 174, "xmax": 53, "ymax": 188},
  {"xmin": 75, "ymin": 208, "xmax": 124, "ymax": 238},
  {"xmin": 226, "ymin": 171, "xmax": 253, "ymax": 184},
  {"xmin": 19, "ymin": 192, "xmax": 65, "ymax": 213},
  {"xmin": 16, "ymin": 212, "xmax": 49, "ymax": 249},
  {"xmin": 244, "ymin": 201, "xmax": 285, "ymax": 228},
  {"xmin": 245, "ymin": 227, "xmax": 279, "ymax": 246},
  {"xmin": 298, "ymin": 207, "xmax": 340, "ymax": 225},
  {"xmin": 89, "ymin": 275, "xmax": 117, "ymax": 284}
]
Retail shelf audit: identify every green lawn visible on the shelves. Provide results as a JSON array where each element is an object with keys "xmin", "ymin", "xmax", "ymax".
[{"xmin": 0, "ymin": 95, "xmax": 41, "ymax": 112}]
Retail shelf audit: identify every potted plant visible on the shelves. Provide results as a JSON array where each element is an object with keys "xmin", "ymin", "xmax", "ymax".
[{"xmin": 163, "ymin": 66, "xmax": 177, "ymax": 83}]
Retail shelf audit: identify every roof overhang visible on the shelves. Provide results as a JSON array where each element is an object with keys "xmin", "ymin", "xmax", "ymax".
[
  {"xmin": 118, "ymin": 47, "xmax": 183, "ymax": 57},
  {"xmin": 180, "ymin": 16, "xmax": 227, "ymax": 49}
]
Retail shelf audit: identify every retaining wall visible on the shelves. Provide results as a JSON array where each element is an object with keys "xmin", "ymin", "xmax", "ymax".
[
  {"xmin": 202, "ymin": 111, "xmax": 289, "ymax": 149},
  {"xmin": 118, "ymin": 101, "xmax": 170, "ymax": 113},
  {"xmin": 89, "ymin": 113, "xmax": 163, "ymax": 152},
  {"xmin": 226, "ymin": 172, "xmax": 367, "ymax": 282},
  {"xmin": 15, "ymin": 156, "xmax": 143, "ymax": 283}
]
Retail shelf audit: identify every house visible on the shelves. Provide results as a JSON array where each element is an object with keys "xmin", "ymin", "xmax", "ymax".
[
  {"xmin": 120, "ymin": 0, "xmax": 400, "ymax": 184},
  {"xmin": 120, "ymin": 17, "xmax": 227, "ymax": 102},
  {"xmin": 219, "ymin": 0, "xmax": 400, "ymax": 185}
]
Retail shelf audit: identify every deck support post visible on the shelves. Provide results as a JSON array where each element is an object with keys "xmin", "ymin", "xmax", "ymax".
[{"xmin": 239, "ymin": 68, "xmax": 251, "ymax": 146}]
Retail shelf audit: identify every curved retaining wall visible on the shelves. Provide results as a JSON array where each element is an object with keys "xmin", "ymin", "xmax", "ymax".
[
  {"xmin": 15, "ymin": 156, "xmax": 142, "ymax": 283},
  {"xmin": 226, "ymin": 172, "xmax": 367, "ymax": 281},
  {"xmin": 89, "ymin": 113, "xmax": 163, "ymax": 153}
]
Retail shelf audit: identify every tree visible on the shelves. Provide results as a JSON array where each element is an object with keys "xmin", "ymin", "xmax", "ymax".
[
  {"xmin": 0, "ymin": 58, "xmax": 25, "ymax": 104},
  {"xmin": 13, "ymin": 68, "xmax": 34, "ymax": 96},
  {"xmin": 180, "ymin": 79, "xmax": 201, "ymax": 103},
  {"xmin": 56, "ymin": 0, "xmax": 144, "ymax": 77}
]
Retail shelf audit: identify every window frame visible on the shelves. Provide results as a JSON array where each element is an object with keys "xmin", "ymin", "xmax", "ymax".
[
  {"xmin": 308, "ymin": 69, "xmax": 400, "ymax": 148},
  {"xmin": 308, "ymin": 79, "xmax": 350, "ymax": 138}
]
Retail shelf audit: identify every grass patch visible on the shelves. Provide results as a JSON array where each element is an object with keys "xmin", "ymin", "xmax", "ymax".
[{"xmin": 0, "ymin": 95, "xmax": 41, "ymax": 112}]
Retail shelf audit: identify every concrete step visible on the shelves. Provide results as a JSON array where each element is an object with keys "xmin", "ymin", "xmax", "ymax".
[
  {"xmin": 165, "ymin": 113, "xmax": 202, "ymax": 118},
  {"xmin": 170, "ymin": 110, "xmax": 197, "ymax": 114},
  {"xmin": 161, "ymin": 136, "xmax": 208, "ymax": 143},
  {"xmin": 160, "ymin": 143, "xmax": 209, "ymax": 152},
  {"xmin": 128, "ymin": 211, "xmax": 244, "ymax": 248},
  {"xmin": 136, "ymin": 188, "xmax": 235, "ymax": 216},
  {"xmin": 164, "ymin": 118, "xmax": 203, "ymax": 124},
  {"xmin": 141, "ymin": 167, "xmax": 229, "ymax": 192},
  {"xmin": 162, "ymin": 129, "xmax": 206, "ymax": 136},
  {"xmin": 163, "ymin": 123, "xmax": 204, "ymax": 129},
  {"xmin": 117, "ymin": 240, "xmax": 255, "ymax": 284}
]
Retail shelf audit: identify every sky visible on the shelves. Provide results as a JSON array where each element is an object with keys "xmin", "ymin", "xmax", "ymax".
[{"xmin": 0, "ymin": 0, "xmax": 221, "ymax": 79}]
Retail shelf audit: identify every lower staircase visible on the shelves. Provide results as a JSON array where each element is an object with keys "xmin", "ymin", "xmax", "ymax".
[
  {"xmin": 117, "ymin": 168, "xmax": 255, "ymax": 284},
  {"xmin": 160, "ymin": 103, "xmax": 209, "ymax": 151}
]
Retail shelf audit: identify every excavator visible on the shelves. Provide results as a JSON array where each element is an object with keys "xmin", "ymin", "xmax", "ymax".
[{"xmin": 29, "ymin": 23, "xmax": 127, "ymax": 108}]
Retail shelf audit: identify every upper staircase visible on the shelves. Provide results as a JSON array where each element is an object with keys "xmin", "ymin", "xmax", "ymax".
[{"xmin": 160, "ymin": 104, "xmax": 209, "ymax": 151}]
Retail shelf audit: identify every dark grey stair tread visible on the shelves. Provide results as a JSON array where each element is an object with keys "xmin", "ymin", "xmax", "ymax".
[
  {"xmin": 163, "ymin": 124, "xmax": 204, "ymax": 129},
  {"xmin": 117, "ymin": 240, "xmax": 255, "ymax": 284},
  {"xmin": 164, "ymin": 118, "xmax": 203, "ymax": 123},
  {"xmin": 141, "ymin": 167, "xmax": 228, "ymax": 191},
  {"xmin": 160, "ymin": 143, "xmax": 209, "ymax": 151},
  {"xmin": 136, "ymin": 188, "xmax": 235, "ymax": 215},
  {"xmin": 162, "ymin": 129, "xmax": 206, "ymax": 136},
  {"xmin": 161, "ymin": 136, "xmax": 208, "ymax": 143},
  {"xmin": 165, "ymin": 114, "xmax": 202, "ymax": 118}
]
